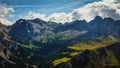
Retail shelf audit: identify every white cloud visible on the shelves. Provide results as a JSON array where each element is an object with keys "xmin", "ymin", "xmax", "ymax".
[
  {"xmin": 0, "ymin": 4, "xmax": 14, "ymax": 25},
  {"xmin": 72, "ymin": 0, "xmax": 120, "ymax": 22},
  {"xmin": 22, "ymin": 11, "xmax": 73, "ymax": 23},
  {"xmin": 48, "ymin": 12, "xmax": 72, "ymax": 23},
  {"xmin": 22, "ymin": 0, "xmax": 120, "ymax": 23},
  {"xmin": 21, "ymin": 11, "xmax": 47, "ymax": 21}
]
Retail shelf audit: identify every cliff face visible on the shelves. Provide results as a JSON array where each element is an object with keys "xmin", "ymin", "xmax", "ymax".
[
  {"xmin": 0, "ymin": 38, "xmax": 26, "ymax": 68},
  {"xmin": 0, "ymin": 24, "xmax": 32, "ymax": 68},
  {"xmin": 56, "ymin": 43, "xmax": 120, "ymax": 68}
]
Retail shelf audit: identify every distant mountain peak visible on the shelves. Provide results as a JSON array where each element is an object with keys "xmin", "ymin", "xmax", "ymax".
[
  {"xmin": 16, "ymin": 19, "xmax": 27, "ymax": 24},
  {"xmin": 8, "ymin": 16, "xmax": 120, "ymax": 43},
  {"xmin": 33, "ymin": 18, "xmax": 42, "ymax": 21},
  {"xmin": 73, "ymin": 20, "xmax": 87, "ymax": 23},
  {"xmin": 89, "ymin": 16, "xmax": 104, "ymax": 25},
  {"xmin": 31, "ymin": 18, "xmax": 47, "ymax": 24},
  {"xmin": 94, "ymin": 16, "xmax": 103, "ymax": 21},
  {"xmin": 104, "ymin": 17, "xmax": 114, "ymax": 22}
]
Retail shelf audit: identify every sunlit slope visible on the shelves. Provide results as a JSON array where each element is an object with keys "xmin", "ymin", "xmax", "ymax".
[
  {"xmin": 52, "ymin": 39, "xmax": 115, "ymax": 67},
  {"xmin": 68, "ymin": 39, "xmax": 115, "ymax": 50}
]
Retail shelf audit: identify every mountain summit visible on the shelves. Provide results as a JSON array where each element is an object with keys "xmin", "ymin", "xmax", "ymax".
[{"xmin": 8, "ymin": 16, "xmax": 120, "ymax": 43}]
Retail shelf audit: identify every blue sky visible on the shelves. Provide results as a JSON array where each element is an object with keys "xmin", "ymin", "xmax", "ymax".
[{"xmin": 0, "ymin": 0, "xmax": 100, "ymax": 22}]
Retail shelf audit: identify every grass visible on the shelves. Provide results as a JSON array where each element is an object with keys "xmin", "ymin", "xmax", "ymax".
[
  {"xmin": 53, "ymin": 57, "xmax": 71, "ymax": 66},
  {"xmin": 52, "ymin": 39, "xmax": 115, "ymax": 67},
  {"xmin": 68, "ymin": 39, "xmax": 115, "ymax": 51},
  {"xmin": 22, "ymin": 44, "xmax": 36, "ymax": 49},
  {"xmin": 60, "ymin": 36, "xmax": 73, "ymax": 40},
  {"xmin": 41, "ymin": 36, "xmax": 57, "ymax": 43},
  {"xmin": 105, "ymin": 50, "xmax": 119, "ymax": 66},
  {"xmin": 27, "ymin": 53, "xmax": 33, "ymax": 58},
  {"xmin": 62, "ymin": 51, "xmax": 81, "ymax": 57},
  {"xmin": 41, "ymin": 38, "xmax": 48, "ymax": 43},
  {"xmin": 110, "ymin": 55, "xmax": 119, "ymax": 66},
  {"xmin": 62, "ymin": 52, "xmax": 69, "ymax": 55},
  {"xmin": 69, "ymin": 52, "xmax": 81, "ymax": 56}
]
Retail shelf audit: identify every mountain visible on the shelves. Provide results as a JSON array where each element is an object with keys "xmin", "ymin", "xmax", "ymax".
[
  {"xmin": 9, "ymin": 16, "xmax": 120, "ymax": 44},
  {"xmin": 9, "ymin": 18, "xmax": 60, "ymax": 44},
  {"xmin": 56, "ymin": 42, "xmax": 120, "ymax": 68},
  {"xmin": 54, "ymin": 20, "xmax": 89, "ymax": 33},
  {"xmin": 0, "ymin": 16, "xmax": 120, "ymax": 68},
  {"xmin": 79, "ymin": 16, "xmax": 120, "ymax": 39},
  {"xmin": 0, "ymin": 24, "xmax": 26, "ymax": 68}
]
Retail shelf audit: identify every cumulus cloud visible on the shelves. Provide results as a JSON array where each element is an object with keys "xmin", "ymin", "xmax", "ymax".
[
  {"xmin": 21, "ymin": 11, "xmax": 73, "ymax": 23},
  {"xmin": 72, "ymin": 0, "xmax": 120, "ymax": 22},
  {"xmin": 22, "ymin": 0, "xmax": 120, "ymax": 23},
  {"xmin": 0, "ymin": 4, "xmax": 14, "ymax": 25},
  {"xmin": 21, "ymin": 11, "xmax": 47, "ymax": 21},
  {"xmin": 47, "ymin": 13, "xmax": 72, "ymax": 23}
]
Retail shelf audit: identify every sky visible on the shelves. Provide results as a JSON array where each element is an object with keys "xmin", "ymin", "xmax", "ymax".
[{"xmin": 0, "ymin": 0, "xmax": 120, "ymax": 25}]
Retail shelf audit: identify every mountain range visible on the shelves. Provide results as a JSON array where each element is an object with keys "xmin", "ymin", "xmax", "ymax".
[{"xmin": 0, "ymin": 16, "xmax": 120, "ymax": 68}]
